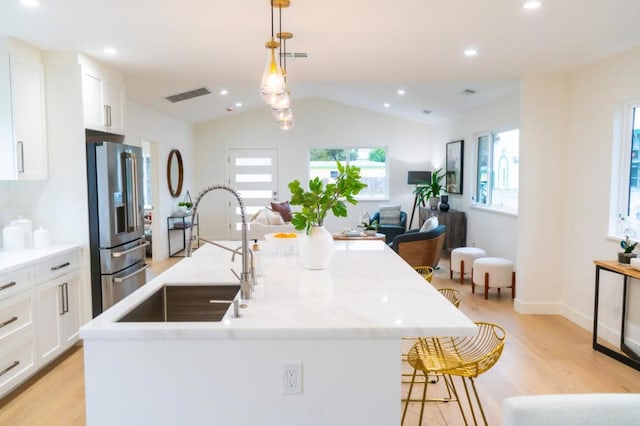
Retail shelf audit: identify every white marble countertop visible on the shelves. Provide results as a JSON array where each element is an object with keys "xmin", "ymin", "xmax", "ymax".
[
  {"xmin": 80, "ymin": 240, "xmax": 476, "ymax": 340},
  {"xmin": 0, "ymin": 244, "xmax": 82, "ymax": 274}
]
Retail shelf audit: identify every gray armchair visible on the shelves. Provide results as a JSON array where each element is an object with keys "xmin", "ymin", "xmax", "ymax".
[
  {"xmin": 391, "ymin": 225, "xmax": 446, "ymax": 268},
  {"xmin": 371, "ymin": 211, "xmax": 407, "ymax": 244}
]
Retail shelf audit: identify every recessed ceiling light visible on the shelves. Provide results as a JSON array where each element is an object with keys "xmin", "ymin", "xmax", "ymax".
[
  {"xmin": 464, "ymin": 48, "xmax": 478, "ymax": 57},
  {"xmin": 523, "ymin": 1, "xmax": 541, "ymax": 10},
  {"xmin": 397, "ymin": 89, "xmax": 405, "ymax": 95},
  {"xmin": 235, "ymin": 102, "xmax": 242, "ymax": 107},
  {"xmin": 220, "ymin": 89, "xmax": 228, "ymax": 95},
  {"xmin": 103, "ymin": 47, "xmax": 117, "ymax": 55},
  {"xmin": 383, "ymin": 102, "xmax": 390, "ymax": 108},
  {"xmin": 20, "ymin": 0, "xmax": 39, "ymax": 7}
]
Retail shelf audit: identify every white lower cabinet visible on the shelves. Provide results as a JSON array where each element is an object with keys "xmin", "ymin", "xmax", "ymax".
[
  {"xmin": 0, "ymin": 246, "xmax": 83, "ymax": 398},
  {"xmin": 35, "ymin": 271, "xmax": 80, "ymax": 365},
  {"xmin": 0, "ymin": 332, "xmax": 36, "ymax": 395}
]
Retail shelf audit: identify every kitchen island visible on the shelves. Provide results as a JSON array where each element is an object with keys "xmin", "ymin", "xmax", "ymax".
[{"xmin": 80, "ymin": 239, "xmax": 475, "ymax": 426}]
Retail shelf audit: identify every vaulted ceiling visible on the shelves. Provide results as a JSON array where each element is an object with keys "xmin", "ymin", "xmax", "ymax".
[{"xmin": 2, "ymin": 0, "xmax": 640, "ymax": 124}]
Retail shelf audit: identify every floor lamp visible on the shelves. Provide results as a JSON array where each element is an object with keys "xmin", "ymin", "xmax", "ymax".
[{"xmin": 407, "ymin": 171, "xmax": 431, "ymax": 229}]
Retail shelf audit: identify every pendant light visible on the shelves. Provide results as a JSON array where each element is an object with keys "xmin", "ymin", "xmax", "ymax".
[
  {"xmin": 261, "ymin": 0, "xmax": 295, "ymax": 130},
  {"xmin": 259, "ymin": 1, "xmax": 287, "ymax": 102}
]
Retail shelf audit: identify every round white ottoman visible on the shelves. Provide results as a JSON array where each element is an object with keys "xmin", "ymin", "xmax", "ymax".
[
  {"xmin": 472, "ymin": 257, "xmax": 516, "ymax": 300},
  {"xmin": 450, "ymin": 247, "xmax": 487, "ymax": 285}
]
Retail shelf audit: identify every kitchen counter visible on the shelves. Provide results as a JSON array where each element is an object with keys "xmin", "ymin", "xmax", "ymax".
[
  {"xmin": 81, "ymin": 240, "xmax": 474, "ymax": 340},
  {"xmin": 0, "ymin": 244, "xmax": 81, "ymax": 274},
  {"xmin": 81, "ymin": 239, "xmax": 476, "ymax": 426}
]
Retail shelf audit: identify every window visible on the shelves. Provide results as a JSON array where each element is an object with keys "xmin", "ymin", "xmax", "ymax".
[
  {"xmin": 308, "ymin": 147, "xmax": 387, "ymax": 199},
  {"xmin": 617, "ymin": 103, "xmax": 640, "ymax": 236},
  {"xmin": 474, "ymin": 129, "xmax": 519, "ymax": 213}
]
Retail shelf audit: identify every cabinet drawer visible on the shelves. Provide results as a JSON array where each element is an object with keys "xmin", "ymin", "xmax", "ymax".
[
  {"xmin": 0, "ymin": 291, "xmax": 34, "ymax": 342},
  {"xmin": 33, "ymin": 250, "xmax": 81, "ymax": 283},
  {"xmin": 0, "ymin": 333, "xmax": 36, "ymax": 397},
  {"xmin": 0, "ymin": 267, "xmax": 30, "ymax": 302}
]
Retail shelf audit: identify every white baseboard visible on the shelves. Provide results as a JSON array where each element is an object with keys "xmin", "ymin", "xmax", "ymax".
[{"xmin": 513, "ymin": 299, "xmax": 562, "ymax": 314}]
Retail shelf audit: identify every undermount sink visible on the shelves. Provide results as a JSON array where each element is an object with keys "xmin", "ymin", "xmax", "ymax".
[{"xmin": 118, "ymin": 284, "xmax": 241, "ymax": 323}]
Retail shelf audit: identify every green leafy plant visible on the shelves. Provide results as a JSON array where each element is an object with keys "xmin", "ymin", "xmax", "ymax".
[
  {"xmin": 288, "ymin": 161, "xmax": 368, "ymax": 234},
  {"xmin": 620, "ymin": 236, "xmax": 638, "ymax": 254},
  {"xmin": 178, "ymin": 201, "xmax": 193, "ymax": 209},
  {"xmin": 364, "ymin": 219, "xmax": 378, "ymax": 231},
  {"xmin": 413, "ymin": 168, "xmax": 445, "ymax": 204}
]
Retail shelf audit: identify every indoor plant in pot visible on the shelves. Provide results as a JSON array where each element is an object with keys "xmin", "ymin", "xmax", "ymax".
[
  {"xmin": 619, "ymin": 236, "xmax": 638, "ymax": 264},
  {"xmin": 414, "ymin": 168, "xmax": 445, "ymax": 210},
  {"xmin": 288, "ymin": 161, "xmax": 367, "ymax": 269}
]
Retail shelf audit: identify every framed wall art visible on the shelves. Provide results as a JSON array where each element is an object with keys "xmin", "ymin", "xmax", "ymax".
[{"xmin": 446, "ymin": 140, "xmax": 464, "ymax": 194}]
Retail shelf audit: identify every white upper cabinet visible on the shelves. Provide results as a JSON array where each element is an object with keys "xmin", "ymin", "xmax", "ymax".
[
  {"xmin": 79, "ymin": 55, "xmax": 125, "ymax": 135},
  {"xmin": 0, "ymin": 38, "xmax": 48, "ymax": 180}
]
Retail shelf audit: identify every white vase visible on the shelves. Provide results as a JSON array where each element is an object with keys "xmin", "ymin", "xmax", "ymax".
[{"xmin": 298, "ymin": 226, "xmax": 334, "ymax": 270}]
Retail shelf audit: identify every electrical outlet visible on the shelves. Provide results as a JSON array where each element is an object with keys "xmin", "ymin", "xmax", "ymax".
[{"xmin": 283, "ymin": 363, "xmax": 302, "ymax": 395}]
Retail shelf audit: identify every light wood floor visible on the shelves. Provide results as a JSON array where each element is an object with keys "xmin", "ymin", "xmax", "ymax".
[{"xmin": 2, "ymin": 255, "xmax": 640, "ymax": 425}]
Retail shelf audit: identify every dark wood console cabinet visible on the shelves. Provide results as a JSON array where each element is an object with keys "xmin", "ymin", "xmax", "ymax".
[{"xmin": 419, "ymin": 207, "xmax": 466, "ymax": 250}]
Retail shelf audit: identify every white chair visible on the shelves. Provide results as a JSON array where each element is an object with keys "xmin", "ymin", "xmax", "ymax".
[{"xmin": 503, "ymin": 393, "xmax": 640, "ymax": 426}]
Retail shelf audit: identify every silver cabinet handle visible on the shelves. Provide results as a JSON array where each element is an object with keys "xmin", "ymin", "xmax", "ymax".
[
  {"xmin": 113, "ymin": 263, "xmax": 149, "ymax": 284},
  {"xmin": 104, "ymin": 105, "xmax": 110, "ymax": 127},
  {"xmin": 58, "ymin": 284, "xmax": 65, "ymax": 315},
  {"xmin": 0, "ymin": 281, "xmax": 16, "ymax": 292},
  {"xmin": 0, "ymin": 316, "xmax": 18, "ymax": 329},
  {"xmin": 51, "ymin": 262, "xmax": 70, "ymax": 271},
  {"xmin": 17, "ymin": 141, "xmax": 24, "ymax": 173},
  {"xmin": 111, "ymin": 241, "xmax": 149, "ymax": 258},
  {"xmin": 0, "ymin": 361, "xmax": 19, "ymax": 378}
]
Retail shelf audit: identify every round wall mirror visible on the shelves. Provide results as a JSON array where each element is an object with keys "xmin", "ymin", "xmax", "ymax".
[{"xmin": 167, "ymin": 149, "xmax": 184, "ymax": 197}]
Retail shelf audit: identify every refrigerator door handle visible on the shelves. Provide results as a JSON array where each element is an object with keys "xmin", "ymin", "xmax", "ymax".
[
  {"xmin": 121, "ymin": 150, "xmax": 141, "ymax": 233},
  {"xmin": 111, "ymin": 240, "xmax": 149, "ymax": 258},
  {"xmin": 113, "ymin": 263, "xmax": 149, "ymax": 284}
]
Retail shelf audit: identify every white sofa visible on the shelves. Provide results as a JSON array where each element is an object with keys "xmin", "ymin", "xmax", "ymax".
[
  {"xmin": 246, "ymin": 208, "xmax": 296, "ymax": 240},
  {"xmin": 503, "ymin": 393, "xmax": 640, "ymax": 425}
]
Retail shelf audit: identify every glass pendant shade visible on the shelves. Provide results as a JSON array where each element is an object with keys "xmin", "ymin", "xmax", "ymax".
[
  {"xmin": 272, "ymin": 106, "xmax": 293, "ymax": 121},
  {"xmin": 271, "ymin": 91, "xmax": 291, "ymax": 110},
  {"xmin": 278, "ymin": 117, "xmax": 295, "ymax": 130},
  {"xmin": 259, "ymin": 47, "xmax": 286, "ymax": 102}
]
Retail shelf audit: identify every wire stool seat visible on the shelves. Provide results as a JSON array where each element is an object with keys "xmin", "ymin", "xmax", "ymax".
[{"xmin": 401, "ymin": 322, "xmax": 506, "ymax": 425}]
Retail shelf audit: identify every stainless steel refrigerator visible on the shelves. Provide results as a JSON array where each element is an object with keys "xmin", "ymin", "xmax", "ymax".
[{"xmin": 86, "ymin": 140, "xmax": 148, "ymax": 316}]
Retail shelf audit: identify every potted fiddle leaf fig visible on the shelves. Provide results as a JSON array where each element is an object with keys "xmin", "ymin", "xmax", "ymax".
[
  {"xmin": 414, "ymin": 168, "xmax": 445, "ymax": 210},
  {"xmin": 618, "ymin": 236, "xmax": 638, "ymax": 264},
  {"xmin": 288, "ymin": 161, "xmax": 367, "ymax": 269},
  {"xmin": 288, "ymin": 161, "xmax": 367, "ymax": 234}
]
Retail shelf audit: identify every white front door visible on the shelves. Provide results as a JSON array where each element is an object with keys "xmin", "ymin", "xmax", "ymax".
[{"xmin": 227, "ymin": 149, "xmax": 278, "ymax": 239}]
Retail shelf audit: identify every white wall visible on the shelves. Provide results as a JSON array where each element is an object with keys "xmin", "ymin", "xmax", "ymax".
[
  {"xmin": 428, "ymin": 93, "xmax": 520, "ymax": 260},
  {"xmin": 560, "ymin": 47, "xmax": 640, "ymax": 343},
  {"xmin": 125, "ymin": 101, "xmax": 195, "ymax": 259},
  {"xmin": 194, "ymin": 98, "xmax": 432, "ymax": 239},
  {"xmin": 517, "ymin": 74, "xmax": 569, "ymax": 314}
]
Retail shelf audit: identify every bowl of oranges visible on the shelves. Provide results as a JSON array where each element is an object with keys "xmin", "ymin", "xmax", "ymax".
[{"xmin": 264, "ymin": 232, "xmax": 300, "ymax": 256}]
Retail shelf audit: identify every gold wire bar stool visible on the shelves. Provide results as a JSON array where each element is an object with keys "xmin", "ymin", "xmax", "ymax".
[
  {"xmin": 401, "ymin": 287, "xmax": 463, "ymax": 392},
  {"xmin": 414, "ymin": 265, "xmax": 434, "ymax": 282},
  {"xmin": 401, "ymin": 322, "xmax": 507, "ymax": 426}
]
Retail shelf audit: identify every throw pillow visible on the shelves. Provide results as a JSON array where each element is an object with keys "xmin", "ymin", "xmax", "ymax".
[
  {"xmin": 250, "ymin": 209, "xmax": 269, "ymax": 225},
  {"xmin": 266, "ymin": 209, "xmax": 285, "ymax": 225},
  {"xmin": 379, "ymin": 204, "xmax": 402, "ymax": 225},
  {"xmin": 270, "ymin": 200, "xmax": 292, "ymax": 222},
  {"xmin": 420, "ymin": 216, "xmax": 439, "ymax": 233}
]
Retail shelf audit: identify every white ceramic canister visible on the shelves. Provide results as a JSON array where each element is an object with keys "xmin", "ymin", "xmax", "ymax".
[
  {"xmin": 3, "ymin": 224, "xmax": 25, "ymax": 251},
  {"xmin": 11, "ymin": 216, "xmax": 33, "ymax": 249},
  {"xmin": 33, "ymin": 227, "xmax": 51, "ymax": 249}
]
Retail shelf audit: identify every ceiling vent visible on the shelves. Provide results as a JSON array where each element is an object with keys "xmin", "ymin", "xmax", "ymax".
[
  {"xmin": 462, "ymin": 88, "xmax": 476, "ymax": 96},
  {"xmin": 165, "ymin": 87, "xmax": 211, "ymax": 103},
  {"xmin": 280, "ymin": 52, "xmax": 309, "ymax": 58}
]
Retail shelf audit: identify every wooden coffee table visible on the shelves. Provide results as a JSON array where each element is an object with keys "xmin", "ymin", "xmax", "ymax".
[{"xmin": 332, "ymin": 232, "xmax": 386, "ymax": 241}]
